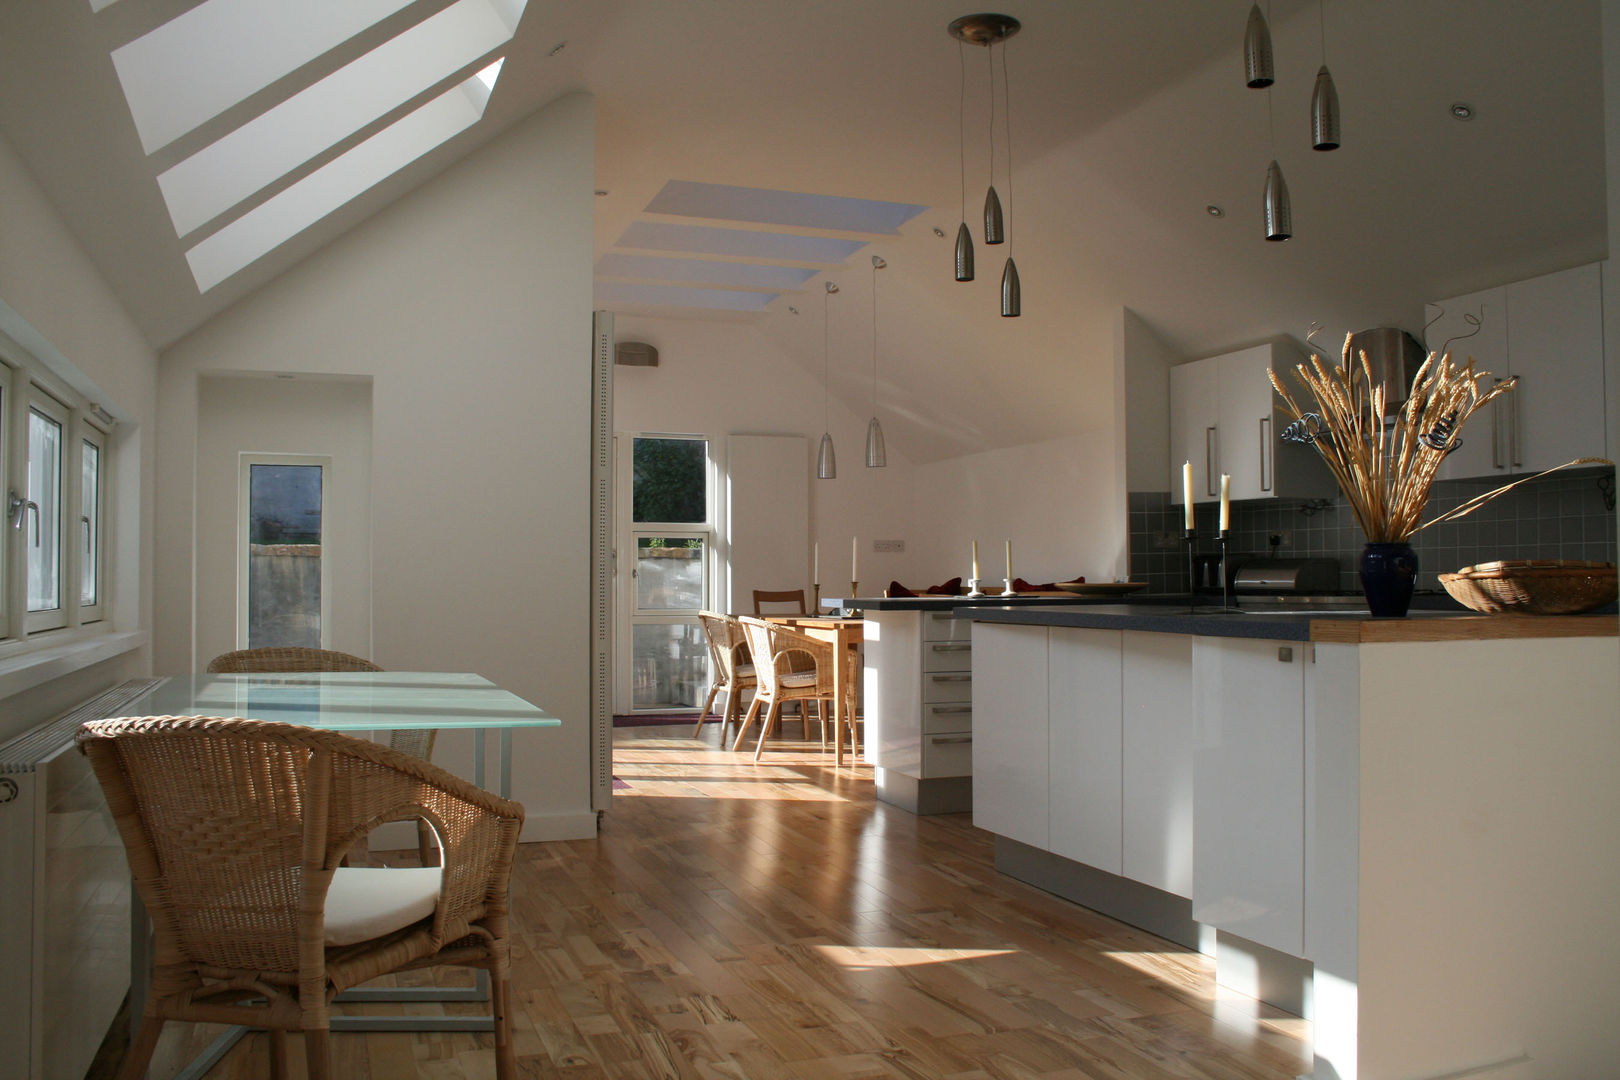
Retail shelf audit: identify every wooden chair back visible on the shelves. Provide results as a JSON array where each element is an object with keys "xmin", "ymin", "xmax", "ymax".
[
  {"xmin": 205, "ymin": 647, "xmax": 383, "ymax": 673},
  {"xmin": 752, "ymin": 589, "xmax": 808, "ymax": 617}
]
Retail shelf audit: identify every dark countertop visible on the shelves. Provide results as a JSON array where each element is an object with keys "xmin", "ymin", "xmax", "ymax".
[
  {"xmin": 824, "ymin": 594, "xmax": 1102, "ymax": 612},
  {"xmin": 957, "ymin": 602, "xmax": 1618, "ymax": 643}
]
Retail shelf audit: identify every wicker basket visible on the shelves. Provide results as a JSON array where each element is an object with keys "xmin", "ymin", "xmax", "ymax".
[{"xmin": 1439, "ymin": 559, "xmax": 1618, "ymax": 615}]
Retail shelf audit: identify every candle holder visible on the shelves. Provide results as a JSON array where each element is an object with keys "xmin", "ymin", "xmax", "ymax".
[
  {"xmin": 849, "ymin": 580, "xmax": 859, "ymax": 603},
  {"xmin": 1001, "ymin": 577, "xmax": 1017, "ymax": 597},
  {"xmin": 812, "ymin": 584, "xmax": 822, "ymax": 612},
  {"xmin": 965, "ymin": 577, "xmax": 986, "ymax": 597},
  {"xmin": 1184, "ymin": 528, "xmax": 1198, "ymax": 611},
  {"xmin": 1218, "ymin": 530, "xmax": 1233, "ymax": 610}
]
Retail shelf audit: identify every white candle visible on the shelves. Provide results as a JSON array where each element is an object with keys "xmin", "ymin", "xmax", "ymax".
[
  {"xmin": 1182, "ymin": 461, "xmax": 1195, "ymax": 530},
  {"xmin": 971, "ymin": 539, "xmax": 980, "ymax": 580},
  {"xmin": 1219, "ymin": 474, "xmax": 1231, "ymax": 532},
  {"xmin": 851, "ymin": 535, "xmax": 858, "ymax": 581},
  {"xmin": 1005, "ymin": 539, "xmax": 1013, "ymax": 581},
  {"xmin": 813, "ymin": 541, "xmax": 819, "ymax": 585}
]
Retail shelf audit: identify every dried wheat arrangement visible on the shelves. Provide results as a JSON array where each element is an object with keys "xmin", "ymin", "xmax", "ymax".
[{"xmin": 1269, "ymin": 331, "xmax": 1608, "ymax": 544}]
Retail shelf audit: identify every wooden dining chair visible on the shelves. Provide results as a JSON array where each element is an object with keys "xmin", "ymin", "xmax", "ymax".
[
  {"xmin": 693, "ymin": 612, "xmax": 756, "ymax": 737},
  {"xmin": 205, "ymin": 647, "xmax": 439, "ymax": 866},
  {"xmin": 78, "ymin": 716, "xmax": 523, "ymax": 1080},
  {"xmin": 751, "ymin": 589, "xmax": 808, "ymax": 617}
]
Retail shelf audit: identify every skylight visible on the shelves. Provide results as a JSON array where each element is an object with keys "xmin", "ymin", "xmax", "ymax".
[
  {"xmin": 110, "ymin": 0, "xmax": 416, "ymax": 154},
  {"xmin": 185, "ymin": 64, "xmax": 503, "ymax": 291},
  {"xmin": 646, "ymin": 181, "xmax": 928, "ymax": 235},
  {"xmin": 615, "ymin": 222, "xmax": 869, "ymax": 264},
  {"xmin": 155, "ymin": 0, "xmax": 525, "ymax": 237}
]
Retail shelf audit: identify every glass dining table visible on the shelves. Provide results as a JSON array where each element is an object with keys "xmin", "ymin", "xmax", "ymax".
[{"xmin": 116, "ymin": 671, "xmax": 559, "ymax": 1079}]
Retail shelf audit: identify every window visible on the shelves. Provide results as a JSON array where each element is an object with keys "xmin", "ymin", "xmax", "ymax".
[
  {"xmin": 238, "ymin": 456, "xmax": 329, "ymax": 649},
  {"xmin": 1, "ymin": 334, "xmax": 116, "ymax": 646}
]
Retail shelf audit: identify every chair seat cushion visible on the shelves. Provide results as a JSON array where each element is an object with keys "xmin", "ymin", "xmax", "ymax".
[
  {"xmin": 326, "ymin": 866, "xmax": 441, "ymax": 946},
  {"xmin": 779, "ymin": 670, "xmax": 820, "ymax": 689},
  {"xmin": 734, "ymin": 664, "xmax": 756, "ymax": 679}
]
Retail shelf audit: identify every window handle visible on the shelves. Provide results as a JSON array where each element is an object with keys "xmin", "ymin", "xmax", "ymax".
[
  {"xmin": 83, "ymin": 515, "xmax": 92, "ymax": 552},
  {"xmin": 8, "ymin": 491, "xmax": 40, "ymax": 545}
]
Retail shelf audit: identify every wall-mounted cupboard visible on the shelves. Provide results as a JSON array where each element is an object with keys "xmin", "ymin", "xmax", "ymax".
[
  {"xmin": 1424, "ymin": 261, "xmax": 1607, "ymax": 480},
  {"xmin": 1169, "ymin": 341, "xmax": 1336, "ymax": 507}
]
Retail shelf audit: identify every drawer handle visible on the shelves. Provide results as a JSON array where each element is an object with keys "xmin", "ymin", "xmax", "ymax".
[
  {"xmin": 930, "ymin": 674, "xmax": 972, "ymax": 683},
  {"xmin": 930, "ymin": 736, "xmax": 973, "ymax": 745},
  {"xmin": 930, "ymin": 704, "xmax": 972, "ymax": 714},
  {"xmin": 930, "ymin": 643, "xmax": 971, "ymax": 651}
]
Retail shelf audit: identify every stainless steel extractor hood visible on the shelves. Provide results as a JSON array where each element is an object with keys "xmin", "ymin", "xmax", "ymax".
[{"xmin": 1345, "ymin": 327, "xmax": 1425, "ymax": 412}]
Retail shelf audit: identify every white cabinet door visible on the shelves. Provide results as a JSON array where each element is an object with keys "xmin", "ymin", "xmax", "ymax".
[
  {"xmin": 1122, "ymin": 631, "xmax": 1195, "ymax": 899},
  {"xmin": 1217, "ymin": 345, "xmax": 1276, "ymax": 502},
  {"xmin": 972, "ymin": 623, "xmax": 1050, "ymax": 850},
  {"xmin": 1192, "ymin": 636, "xmax": 1306, "ymax": 957},
  {"xmin": 1047, "ymin": 628, "xmax": 1123, "ymax": 875},
  {"xmin": 1505, "ymin": 263, "xmax": 1606, "ymax": 473},
  {"xmin": 1170, "ymin": 357, "xmax": 1220, "ymax": 506}
]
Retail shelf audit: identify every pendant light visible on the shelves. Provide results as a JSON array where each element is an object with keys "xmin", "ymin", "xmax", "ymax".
[
  {"xmin": 954, "ymin": 41, "xmax": 974, "ymax": 280},
  {"xmin": 817, "ymin": 281, "xmax": 839, "ymax": 480},
  {"xmin": 1311, "ymin": 0, "xmax": 1340, "ymax": 150},
  {"xmin": 1243, "ymin": 3, "xmax": 1274, "ymax": 88},
  {"xmin": 865, "ymin": 256, "xmax": 888, "ymax": 467},
  {"xmin": 948, "ymin": 13, "xmax": 1021, "ymax": 310},
  {"xmin": 1264, "ymin": 158, "xmax": 1292, "ymax": 241},
  {"xmin": 998, "ymin": 36, "xmax": 1020, "ymax": 317}
]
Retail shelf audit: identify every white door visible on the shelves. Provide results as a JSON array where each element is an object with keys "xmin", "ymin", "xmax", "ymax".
[{"xmin": 614, "ymin": 434, "xmax": 718, "ymax": 714}]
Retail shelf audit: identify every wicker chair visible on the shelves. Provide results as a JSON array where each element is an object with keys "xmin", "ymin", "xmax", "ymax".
[
  {"xmin": 205, "ymin": 647, "xmax": 439, "ymax": 865},
  {"xmin": 751, "ymin": 589, "xmax": 808, "ymax": 617},
  {"xmin": 206, "ymin": 647, "xmax": 384, "ymax": 674},
  {"xmin": 692, "ymin": 612, "xmax": 756, "ymax": 737},
  {"xmin": 732, "ymin": 617, "xmax": 857, "ymax": 763},
  {"xmin": 78, "ymin": 716, "xmax": 523, "ymax": 1080}
]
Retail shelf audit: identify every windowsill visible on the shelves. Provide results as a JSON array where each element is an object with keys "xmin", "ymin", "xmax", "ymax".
[{"xmin": 0, "ymin": 629, "xmax": 149, "ymax": 702}]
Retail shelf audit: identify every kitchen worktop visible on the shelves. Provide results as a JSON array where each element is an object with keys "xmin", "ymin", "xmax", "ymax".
[
  {"xmin": 822, "ymin": 593, "xmax": 1091, "ymax": 611},
  {"xmin": 959, "ymin": 602, "xmax": 1619, "ymax": 642}
]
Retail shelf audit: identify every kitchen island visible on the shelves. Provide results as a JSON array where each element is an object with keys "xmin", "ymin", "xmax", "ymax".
[{"xmin": 961, "ymin": 602, "xmax": 1618, "ymax": 1080}]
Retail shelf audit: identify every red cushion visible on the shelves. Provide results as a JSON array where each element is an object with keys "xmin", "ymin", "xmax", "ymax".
[{"xmin": 926, "ymin": 577, "xmax": 963, "ymax": 595}]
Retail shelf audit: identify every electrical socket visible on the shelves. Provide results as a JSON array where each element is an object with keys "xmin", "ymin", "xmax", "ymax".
[
  {"xmin": 873, "ymin": 539, "xmax": 905, "ymax": 553},
  {"xmin": 1268, "ymin": 531, "xmax": 1293, "ymax": 548},
  {"xmin": 1152, "ymin": 531, "xmax": 1181, "ymax": 550}
]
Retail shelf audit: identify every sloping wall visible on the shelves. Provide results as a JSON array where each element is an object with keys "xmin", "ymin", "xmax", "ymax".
[
  {"xmin": 0, "ymin": 129, "xmax": 157, "ymax": 737},
  {"xmin": 155, "ymin": 94, "xmax": 597, "ymax": 841}
]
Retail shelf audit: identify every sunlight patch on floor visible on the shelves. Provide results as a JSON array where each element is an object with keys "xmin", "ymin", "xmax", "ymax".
[{"xmin": 814, "ymin": 944, "xmax": 1017, "ymax": 970}]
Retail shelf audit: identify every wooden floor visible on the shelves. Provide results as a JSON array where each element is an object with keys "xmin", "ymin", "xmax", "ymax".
[{"xmin": 131, "ymin": 724, "xmax": 1311, "ymax": 1079}]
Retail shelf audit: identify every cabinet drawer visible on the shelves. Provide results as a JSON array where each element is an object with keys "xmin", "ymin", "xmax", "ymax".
[
  {"xmin": 922, "ymin": 732, "xmax": 973, "ymax": 777},
  {"xmin": 923, "ymin": 640, "xmax": 973, "ymax": 672},
  {"xmin": 922, "ymin": 671, "xmax": 973, "ymax": 703},
  {"xmin": 923, "ymin": 612, "xmax": 972, "ymax": 643},
  {"xmin": 922, "ymin": 701, "xmax": 973, "ymax": 734}
]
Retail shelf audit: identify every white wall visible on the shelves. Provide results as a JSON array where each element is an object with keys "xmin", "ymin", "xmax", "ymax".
[
  {"xmin": 194, "ymin": 375, "xmax": 373, "ymax": 663},
  {"xmin": 0, "ymin": 129, "xmax": 156, "ymax": 739},
  {"xmin": 155, "ymin": 94, "xmax": 597, "ymax": 841},
  {"xmin": 1120, "ymin": 307, "xmax": 1182, "ymax": 493},
  {"xmin": 612, "ymin": 313, "xmax": 1133, "ymax": 594}
]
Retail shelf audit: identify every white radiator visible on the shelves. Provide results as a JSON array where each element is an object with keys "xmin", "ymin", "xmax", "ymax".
[{"xmin": 0, "ymin": 679, "xmax": 161, "ymax": 1080}]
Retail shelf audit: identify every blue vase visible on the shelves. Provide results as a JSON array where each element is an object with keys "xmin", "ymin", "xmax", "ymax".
[{"xmin": 1360, "ymin": 542, "xmax": 1418, "ymax": 617}]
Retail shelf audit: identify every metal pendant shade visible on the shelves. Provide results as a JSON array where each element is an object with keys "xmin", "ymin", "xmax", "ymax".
[
  {"xmin": 817, "ymin": 432, "xmax": 837, "ymax": 479},
  {"xmin": 984, "ymin": 186, "xmax": 1005, "ymax": 244},
  {"xmin": 1000, "ymin": 257, "xmax": 1021, "ymax": 317},
  {"xmin": 1312, "ymin": 65, "xmax": 1340, "ymax": 150},
  {"xmin": 864, "ymin": 417, "xmax": 887, "ymax": 467},
  {"xmin": 1244, "ymin": 4, "xmax": 1274, "ymax": 87},
  {"xmin": 955, "ymin": 221, "xmax": 975, "ymax": 281},
  {"xmin": 1263, "ymin": 159, "xmax": 1292, "ymax": 241}
]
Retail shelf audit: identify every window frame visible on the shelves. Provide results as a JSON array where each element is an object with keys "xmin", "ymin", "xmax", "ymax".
[
  {"xmin": 236, "ymin": 453, "xmax": 332, "ymax": 650},
  {"xmin": 0, "ymin": 329, "xmax": 121, "ymax": 653},
  {"xmin": 77, "ymin": 421, "xmax": 108, "ymax": 624}
]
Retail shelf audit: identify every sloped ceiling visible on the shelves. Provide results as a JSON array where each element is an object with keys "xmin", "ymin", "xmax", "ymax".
[{"xmin": 0, "ymin": 1, "xmax": 1606, "ymax": 464}]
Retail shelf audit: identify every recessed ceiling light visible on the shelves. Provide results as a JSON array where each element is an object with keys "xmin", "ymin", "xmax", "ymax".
[
  {"xmin": 1206, "ymin": 204, "xmax": 1226, "ymax": 218},
  {"xmin": 1450, "ymin": 102, "xmax": 1475, "ymax": 121},
  {"xmin": 932, "ymin": 226, "xmax": 946, "ymax": 237},
  {"xmin": 787, "ymin": 306, "xmax": 800, "ymax": 315},
  {"xmin": 594, "ymin": 189, "xmax": 608, "ymax": 196},
  {"xmin": 548, "ymin": 41, "xmax": 568, "ymax": 56}
]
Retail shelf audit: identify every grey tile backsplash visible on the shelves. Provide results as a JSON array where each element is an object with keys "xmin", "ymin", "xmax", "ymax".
[{"xmin": 1128, "ymin": 466, "xmax": 1617, "ymax": 594}]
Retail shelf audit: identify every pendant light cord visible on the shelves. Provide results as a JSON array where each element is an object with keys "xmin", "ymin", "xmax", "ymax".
[
  {"xmin": 959, "ymin": 41, "xmax": 968, "ymax": 223},
  {"xmin": 823, "ymin": 286, "xmax": 831, "ymax": 431},
  {"xmin": 870, "ymin": 262, "xmax": 879, "ymax": 408},
  {"xmin": 1319, "ymin": 0, "xmax": 1328, "ymax": 64},
  {"xmin": 1002, "ymin": 40, "xmax": 1013, "ymax": 255},
  {"xmin": 986, "ymin": 42, "xmax": 996, "ymax": 189}
]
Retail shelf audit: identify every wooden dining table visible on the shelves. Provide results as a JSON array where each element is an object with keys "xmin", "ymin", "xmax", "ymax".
[{"xmin": 764, "ymin": 615, "xmax": 864, "ymax": 765}]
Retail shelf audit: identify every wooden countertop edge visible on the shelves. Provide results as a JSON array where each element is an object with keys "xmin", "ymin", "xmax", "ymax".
[{"xmin": 1309, "ymin": 613, "xmax": 1620, "ymax": 643}]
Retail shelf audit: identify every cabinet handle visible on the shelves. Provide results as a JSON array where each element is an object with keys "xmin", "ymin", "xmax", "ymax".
[
  {"xmin": 930, "ymin": 643, "xmax": 971, "ymax": 651},
  {"xmin": 1510, "ymin": 378, "xmax": 1522, "ymax": 467},
  {"xmin": 1205, "ymin": 426, "xmax": 1218, "ymax": 496},
  {"xmin": 930, "ymin": 704, "xmax": 973, "ymax": 714},
  {"xmin": 1259, "ymin": 416, "xmax": 1272, "ymax": 492},
  {"xmin": 930, "ymin": 736, "xmax": 973, "ymax": 745},
  {"xmin": 930, "ymin": 674, "xmax": 972, "ymax": 683},
  {"xmin": 1490, "ymin": 379, "xmax": 1504, "ymax": 469}
]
